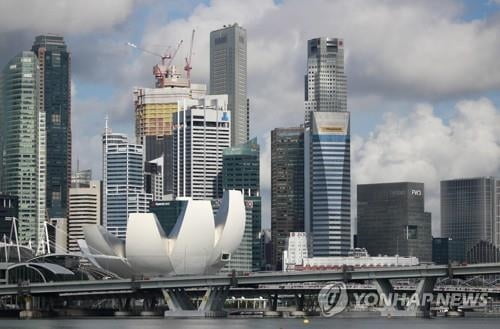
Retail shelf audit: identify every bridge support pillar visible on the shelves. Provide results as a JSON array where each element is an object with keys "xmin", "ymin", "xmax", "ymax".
[
  {"xmin": 406, "ymin": 277, "xmax": 437, "ymax": 318},
  {"xmin": 163, "ymin": 287, "xmax": 229, "ymax": 318}
]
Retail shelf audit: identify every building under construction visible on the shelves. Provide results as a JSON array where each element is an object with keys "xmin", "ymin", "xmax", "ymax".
[{"xmin": 132, "ymin": 31, "xmax": 209, "ymax": 199}]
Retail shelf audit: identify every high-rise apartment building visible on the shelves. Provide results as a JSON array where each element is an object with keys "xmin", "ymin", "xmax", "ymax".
[
  {"xmin": 271, "ymin": 127, "xmax": 305, "ymax": 270},
  {"xmin": 173, "ymin": 95, "xmax": 230, "ymax": 200},
  {"xmin": 305, "ymin": 111, "xmax": 351, "ymax": 256},
  {"xmin": 357, "ymin": 182, "xmax": 432, "ymax": 262},
  {"xmin": 304, "ymin": 37, "xmax": 346, "ymax": 123},
  {"xmin": 32, "ymin": 35, "xmax": 71, "ymax": 220},
  {"xmin": 102, "ymin": 124, "xmax": 151, "ymax": 239},
  {"xmin": 0, "ymin": 51, "xmax": 46, "ymax": 246},
  {"xmin": 134, "ymin": 76, "xmax": 206, "ymax": 197},
  {"xmin": 441, "ymin": 177, "xmax": 499, "ymax": 252},
  {"xmin": 210, "ymin": 23, "xmax": 248, "ymax": 146},
  {"xmin": 303, "ymin": 37, "xmax": 351, "ymax": 257},
  {"xmin": 68, "ymin": 180, "xmax": 102, "ymax": 252},
  {"xmin": 222, "ymin": 138, "xmax": 261, "ymax": 272}
]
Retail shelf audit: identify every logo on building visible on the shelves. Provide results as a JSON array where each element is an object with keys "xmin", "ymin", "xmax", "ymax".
[
  {"xmin": 318, "ymin": 282, "xmax": 348, "ymax": 317},
  {"xmin": 411, "ymin": 190, "xmax": 422, "ymax": 196},
  {"xmin": 221, "ymin": 112, "xmax": 230, "ymax": 122}
]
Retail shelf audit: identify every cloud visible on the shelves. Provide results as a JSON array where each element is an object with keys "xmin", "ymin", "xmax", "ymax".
[
  {"xmin": 0, "ymin": 0, "xmax": 136, "ymax": 34},
  {"xmin": 352, "ymin": 98, "xmax": 500, "ymax": 236}
]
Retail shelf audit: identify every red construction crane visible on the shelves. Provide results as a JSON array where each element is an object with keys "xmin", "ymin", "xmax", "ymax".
[
  {"xmin": 184, "ymin": 29, "xmax": 195, "ymax": 83},
  {"xmin": 127, "ymin": 40, "xmax": 183, "ymax": 87}
]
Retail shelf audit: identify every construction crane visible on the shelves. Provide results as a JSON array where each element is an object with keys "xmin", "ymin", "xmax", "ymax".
[
  {"xmin": 126, "ymin": 40, "xmax": 183, "ymax": 87},
  {"xmin": 184, "ymin": 29, "xmax": 195, "ymax": 84}
]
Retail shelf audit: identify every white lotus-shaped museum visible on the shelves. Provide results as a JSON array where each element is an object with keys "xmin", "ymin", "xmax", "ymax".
[{"xmin": 79, "ymin": 190, "xmax": 246, "ymax": 278}]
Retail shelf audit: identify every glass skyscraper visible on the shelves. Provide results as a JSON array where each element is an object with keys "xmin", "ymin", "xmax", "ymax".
[
  {"xmin": 304, "ymin": 37, "xmax": 351, "ymax": 257},
  {"xmin": 305, "ymin": 111, "xmax": 351, "ymax": 256},
  {"xmin": 210, "ymin": 23, "xmax": 248, "ymax": 146},
  {"xmin": 271, "ymin": 127, "xmax": 305, "ymax": 270},
  {"xmin": 222, "ymin": 138, "xmax": 261, "ymax": 272},
  {"xmin": 32, "ymin": 35, "xmax": 71, "ymax": 220},
  {"xmin": 357, "ymin": 182, "xmax": 432, "ymax": 262},
  {"xmin": 441, "ymin": 177, "xmax": 499, "ymax": 253},
  {"xmin": 102, "ymin": 124, "xmax": 151, "ymax": 239},
  {"xmin": 0, "ymin": 51, "xmax": 46, "ymax": 246}
]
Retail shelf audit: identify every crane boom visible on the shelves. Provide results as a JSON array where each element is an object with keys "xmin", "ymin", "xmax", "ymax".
[{"xmin": 184, "ymin": 29, "xmax": 195, "ymax": 82}]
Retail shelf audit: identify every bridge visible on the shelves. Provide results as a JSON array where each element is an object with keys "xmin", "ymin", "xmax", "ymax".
[{"xmin": 1, "ymin": 263, "xmax": 500, "ymax": 318}]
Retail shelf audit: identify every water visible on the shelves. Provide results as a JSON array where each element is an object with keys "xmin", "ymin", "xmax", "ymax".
[{"xmin": 0, "ymin": 318, "xmax": 499, "ymax": 329}]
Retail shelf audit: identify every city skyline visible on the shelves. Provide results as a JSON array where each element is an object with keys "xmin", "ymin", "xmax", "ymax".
[{"xmin": 1, "ymin": 1, "xmax": 500, "ymax": 237}]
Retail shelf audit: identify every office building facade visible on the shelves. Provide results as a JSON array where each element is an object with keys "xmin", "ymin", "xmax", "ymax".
[
  {"xmin": 432, "ymin": 237, "xmax": 465, "ymax": 265},
  {"xmin": 304, "ymin": 37, "xmax": 346, "ymax": 123},
  {"xmin": 303, "ymin": 37, "xmax": 351, "ymax": 257},
  {"xmin": 222, "ymin": 138, "xmax": 261, "ymax": 271},
  {"xmin": 357, "ymin": 182, "xmax": 432, "ymax": 262},
  {"xmin": 134, "ymin": 82, "xmax": 206, "ymax": 197},
  {"xmin": 0, "ymin": 51, "xmax": 46, "ymax": 246},
  {"xmin": 441, "ymin": 177, "xmax": 499, "ymax": 253},
  {"xmin": 68, "ymin": 180, "xmax": 102, "ymax": 252},
  {"xmin": 102, "ymin": 125, "xmax": 151, "ymax": 239},
  {"xmin": 32, "ymin": 35, "xmax": 71, "ymax": 220},
  {"xmin": 271, "ymin": 127, "xmax": 305, "ymax": 270},
  {"xmin": 173, "ymin": 95, "xmax": 230, "ymax": 200},
  {"xmin": 305, "ymin": 111, "xmax": 351, "ymax": 257},
  {"xmin": 210, "ymin": 23, "xmax": 248, "ymax": 146}
]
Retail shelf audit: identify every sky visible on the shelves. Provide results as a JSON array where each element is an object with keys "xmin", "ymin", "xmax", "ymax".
[{"xmin": 1, "ymin": 0, "xmax": 500, "ymax": 235}]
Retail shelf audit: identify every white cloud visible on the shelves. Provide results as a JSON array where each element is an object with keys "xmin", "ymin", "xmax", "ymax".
[
  {"xmin": 0, "ymin": 0, "xmax": 136, "ymax": 34},
  {"xmin": 352, "ymin": 98, "xmax": 500, "ymax": 235},
  {"xmin": 129, "ymin": 0, "xmax": 500, "ymax": 229}
]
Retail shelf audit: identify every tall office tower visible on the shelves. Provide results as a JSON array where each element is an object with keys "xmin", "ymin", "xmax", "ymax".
[
  {"xmin": 357, "ymin": 182, "xmax": 432, "ymax": 262},
  {"xmin": 303, "ymin": 37, "xmax": 351, "ymax": 257},
  {"xmin": 210, "ymin": 23, "xmax": 248, "ymax": 146},
  {"xmin": 304, "ymin": 37, "xmax": 346, "ymax": 124},
  {"xmin": 173, "ymin": 95, "xmax": 230, "ymax": 200},
  {"xmin": 68, "ymin": 180, "xmax": 102, "ymax": 252},
  {"xmin": 134, "ymin": 78, "xmax": 206, "ymax": 198},
  {"xmin": 222, "ymin": 138, "xmax": 261, "ymax": 272},
  {"xmin": 441, "ymin": 177, "xmax": 499, "ymax": 253},
  {"xmin": 32, "ymin": 35, "xmax": 71, "ymax": 220},
  {"xmin": 102, "ymin": 124, "xmax": 152, "ymax": 238},
  {"xmin": 0, "ymin": 195, "xmax": 18, "ymax": 240},
  {"xmin": 0, "ymin": 51, "xmax": 46, "ymax": 246},
  {"xmin": 271, "ymin": 127, "xmax": 305, "ymax": 270},
  {"xmin": 304, "ymin": 112, "xmax": 351, "ymax": 257}
]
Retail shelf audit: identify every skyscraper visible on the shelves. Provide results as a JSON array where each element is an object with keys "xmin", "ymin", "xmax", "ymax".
[
  {"xmin": 134, "ymin": 75, "xmax": 207, "ymax": 198},
  {"xmin": 210, "ymin": 23, "xmax": 248, "ymax": 146},
  {"xmin": 32, "ymin": 35, "xmax": 71, "ymax": 220},
  {"xmin": 305, "ymin": 111, "xmax": 351, "ymax": 256},
  {"xmin": 0, "ymin": 51, "xmax": 46, "ymax": 246},
  {"xmin": 304, "ymin": 37, "xmax": 346, "ymax": 123},
  {"xmin": 222, "ymin": 138, "xmax": 261, "ymax": 271},
  {"xmin": 303, "ymin": 37, "xmax": 351, "ymax": 257},
  {"xmin": 357, "ymin": 182, "xmax": 432, "ymax": 262},
  {"xmin": 68, "ymin": 180, "xmax": 102, "ymax": 252},
  {"xmin": 271, "ymin": 127, "xmax": 305, "ymax": 270},
  {"xmin": 173, "ymin": 95, "xmax": 230, "ymax": 200},
  {"xmin": 441, "ymin": 177, "xmax": 499, "ymax": 253},
  {"xmin": 102, "ymin": 124, "xmax": 151, "ymax": 239}
]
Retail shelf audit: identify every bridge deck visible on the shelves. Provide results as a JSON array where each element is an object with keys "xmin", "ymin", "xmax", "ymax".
[{"xmin": 0, "ymin": 263, "xmax": 499, "ymax": 296}]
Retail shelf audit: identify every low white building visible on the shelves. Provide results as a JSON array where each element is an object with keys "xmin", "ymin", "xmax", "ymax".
[{"xmin": 283, "ymin": 232, "xmax": 419, "ymax": 271}]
